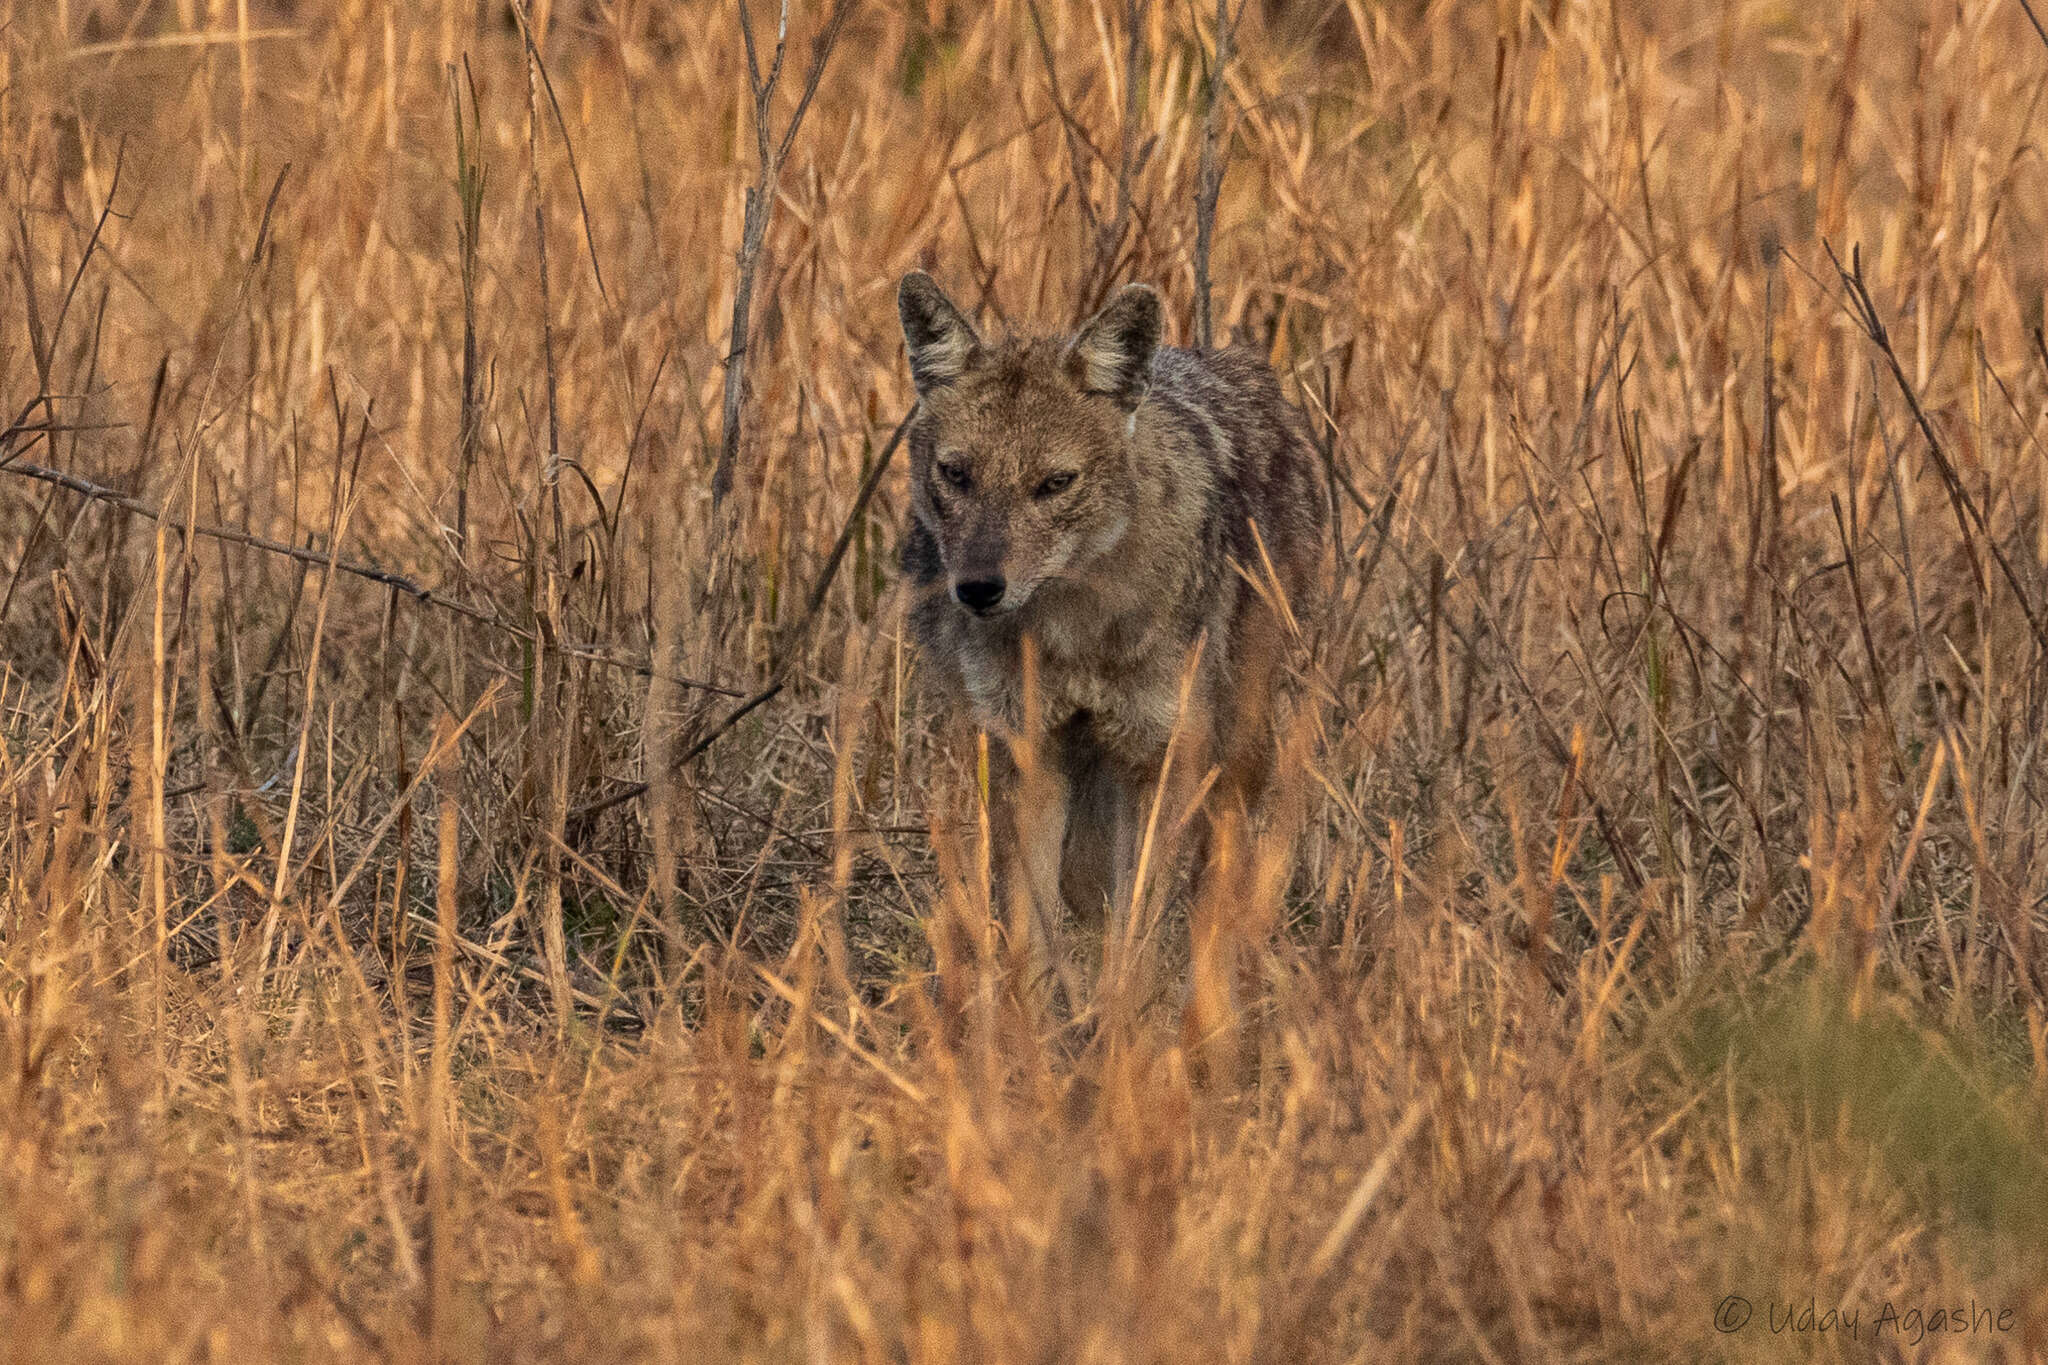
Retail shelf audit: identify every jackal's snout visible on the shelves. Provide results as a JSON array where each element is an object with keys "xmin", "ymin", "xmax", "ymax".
[
  {"xmin": 950, "ymin": 518, "xmax": 1012, "ymax": 614},
  {"xmin": 951, "ymin": 576, "xmax": 1006, "ymax": 613}
]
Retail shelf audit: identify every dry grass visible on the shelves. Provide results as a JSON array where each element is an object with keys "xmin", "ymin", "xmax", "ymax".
[{"xmin": 4, "ymin": 0, "xmax": 2048, "ymax": 1359}]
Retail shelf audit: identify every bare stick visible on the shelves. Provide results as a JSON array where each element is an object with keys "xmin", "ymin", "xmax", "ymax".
[
  {"xmin": 783, "ymin": 406, "xmax": 915, "ymax": 661},
  {"xmin": 509, "ymin": 0, "xmax": 576, "ymax": 1028},
  {"xmin": 710, "ymin": 0, "xmax": 855, "ymax": 508},
  {"xmin": 577, "ymin": 406, "xmax": 913, "ymax": 822},
  {"xmin": 511, "ymin": 2, "xmax": 563, "ymax": 492},
  {"xmin": 0, "ymin": 457, "xmax": 740, "ymax": 696},
  {"xmin": 6, "ymin": 139, "xmax": 128, "ymax": 468},
  {"xmin": 448, "ymin": 59, "xmax": 485, "ymax": 565},
  {"xmin": 1023, "ymin": 0, "xmax": 1105, "ymax": 241},
  {"xmin": 1026, "ymin": 0, "xmax": 1148, "ymax": 310},
  {"xmin": 2020, "ymin": 0, "xmax": 2048, "ymax": 49},
  {"xmin": 1193, "ymin": 0, "xmax": 1235, "ymax": 348},
  {"xmin": 519, "ymin": 25, "xmax": 609, "ymax": 306},
  {"xmin": 584, "ymin": 681, "xmax": 789, "ymax": 823},
  {"xmin": 48, "ymin": 138, "xmax": 129, "ymax": 383},
  {"xmin": 426, "ymin": 720, "xmax": 459, "ymax": 1361},
  {"xmin": 1829, "ymin": 242, "xmax": 2048, "ymax": 654},
  {"xmin": 1092, "ymin": 0, "xmax": 1147, "ymax": 307}
]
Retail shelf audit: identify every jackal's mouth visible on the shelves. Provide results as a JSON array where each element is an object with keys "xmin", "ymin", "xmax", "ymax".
[
  {"xmin": 956, "ymin": 595, "xmax": 1022, "ymax": 619},
  {"xmin": 949, "ymin": 580, "xmax": 1039, "ymax": 618}
]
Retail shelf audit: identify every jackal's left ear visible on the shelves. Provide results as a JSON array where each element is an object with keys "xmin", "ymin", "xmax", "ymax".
[
  {"xmin": 899, "ymin": 272, "xmax": 981, "ymax": 396},
  {"xmin": 1066, "ymin": 284, "xmax": 1161, "ymax": 411}
]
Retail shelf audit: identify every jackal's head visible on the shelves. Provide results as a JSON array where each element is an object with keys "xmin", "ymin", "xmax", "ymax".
[{"xmin": 897, "ymin": 271, "xmax": 1160, "ymax": 618}]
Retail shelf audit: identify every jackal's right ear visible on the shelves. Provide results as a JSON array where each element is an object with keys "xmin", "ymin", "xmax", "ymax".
[
  {"xmin": 898, "ymin": 272, "xmax": 981, "ymax": 395},
  {"xmin": 1065, "ymin": 284, "xmax": 1161, "ymax": 412}
]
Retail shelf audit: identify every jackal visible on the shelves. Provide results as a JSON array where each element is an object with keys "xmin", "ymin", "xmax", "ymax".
[{"xmin": 896, "ymin": 271, "xmax": 1325, "ymax": 994}]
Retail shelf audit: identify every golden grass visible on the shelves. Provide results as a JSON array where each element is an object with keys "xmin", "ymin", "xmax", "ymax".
[{"xmin": 4, "ymin": 0, "xmax": 2048, "ymax": 1358}]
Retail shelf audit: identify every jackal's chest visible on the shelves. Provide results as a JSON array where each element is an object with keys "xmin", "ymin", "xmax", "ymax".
[{"xmin": 953, "ymin": 614, "xmax": 1194, "ymax": 769}]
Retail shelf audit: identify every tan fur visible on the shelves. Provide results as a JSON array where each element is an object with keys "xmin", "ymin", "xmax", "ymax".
[{"xmin": 896, "ymin": 272, "xmax": 1325, "ymax": 1002}]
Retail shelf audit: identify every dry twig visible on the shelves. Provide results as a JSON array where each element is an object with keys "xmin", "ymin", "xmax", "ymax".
[{"xmin": 710, "ymin": 0, "xmax": 856, "ymax": 508}]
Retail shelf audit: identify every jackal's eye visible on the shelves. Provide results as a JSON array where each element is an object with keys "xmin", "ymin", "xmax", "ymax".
[
  {"xmin": 1034, "ymin": 471, "xmax": 1077, "ymax": 499},
  {"xmin": 936, "ymin": 459, "xmax": 972, "ymax": 491}
]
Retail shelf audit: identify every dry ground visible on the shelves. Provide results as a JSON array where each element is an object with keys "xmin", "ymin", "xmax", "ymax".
[{"xmin": 4, "ymin": 0, "xmax": 2048, "ymax": 1360}]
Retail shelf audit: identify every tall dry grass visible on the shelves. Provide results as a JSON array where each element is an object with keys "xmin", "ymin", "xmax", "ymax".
[{"xmin": 3, "ymin": 0, "xmax": 2048, "ymax": 1359}]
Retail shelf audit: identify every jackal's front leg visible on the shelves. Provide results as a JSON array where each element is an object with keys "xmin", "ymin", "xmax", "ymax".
[
  {"xmin": 1105, "ymin": 772, "xmax": 1153, "ymax": 952},
  {"xmin": 992, "ymin": 740, "xmax": 1082, "ymax": 1013}
]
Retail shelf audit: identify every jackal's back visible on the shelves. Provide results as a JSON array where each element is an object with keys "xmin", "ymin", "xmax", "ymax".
[{"xmin": 1145, "ymin": 344, "xmax": 1324, "ymax": 628}]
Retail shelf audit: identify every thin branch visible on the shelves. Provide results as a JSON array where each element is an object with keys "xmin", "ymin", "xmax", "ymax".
[
  {"xmin": 1193, "ymin": 0, "xmax": 1237, "ymax": 348},
  {"xmin": 1023, "ymin": 0, "xmax": 1103, "ymax": 238},
  {"xmin": 511, "ymin": 2, "xmax": 563, "ymax": 494},
  {"xmin": 50, "ymin": 137, "xmax": 129, "ymax": 374},
  {"xmin": 448, "ymin": 58, "xmax": 486, "ymax": 563},
  {"xmin": 518, "ymin": 15, "xmax": 609, "ymax": 306},
  {"xmin": 712, "ymin": 0, "xmax": 854, "ymax": 509},
  {"xmin": 0, "ymin": 407, "xmax": 125, "ymax": 469},
  {"xmin": 680, "ymin": 680, "xmax": 785, "ymax": 766},
  {"xmin": 581, "ymin": 405, "xmax": 913, "ymax": 821},
  {"xmin": 783, "ymin": 406, "xmax": 915, "ymax": 660},
  {"xmin": 1829, "ymin": 241, "xmax": 2048, "ymax": 655},
  {"xmin": 579, "ymin": 682, "xmax": 784, "ymax": 821},
  {"xmin": 2019, "ymin": 0, "xmax": 2048, "ymax": 51},
  {"xmin": 11, "ymin": 139, "xmax": 129, "ymax": 442},
  {"xmin": 1027, "ymin": 0, "xmax": 1150, "ymax": 309},
  {"xmin": 0, "ymin": 457, "xmax": 741, "ymax": 696},
  {"xmin": 775, "ymin": 10, "xmax": 847, "ymax": 170}
]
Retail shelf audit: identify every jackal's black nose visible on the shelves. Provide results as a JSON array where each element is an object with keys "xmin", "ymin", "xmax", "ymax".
[{"xmin": 953, "ymin": 577, "xmax": 1006, "ymax": 612}]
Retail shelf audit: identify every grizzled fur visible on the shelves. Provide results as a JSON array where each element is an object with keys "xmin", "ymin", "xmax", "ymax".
[{"xmin": 896, "ymin": 271, "xmax": 1324, "ymax": 988}]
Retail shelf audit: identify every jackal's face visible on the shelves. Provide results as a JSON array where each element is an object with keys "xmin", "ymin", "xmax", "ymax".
[{"xmin": 898, "ymin": 272, "xmax": 1161, "ymax": 618}]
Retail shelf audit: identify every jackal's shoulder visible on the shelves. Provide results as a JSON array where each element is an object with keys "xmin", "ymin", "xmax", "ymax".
[{"xmin": 1144, "ymin": 344, "xmax": 1325, "ymax": 584}]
